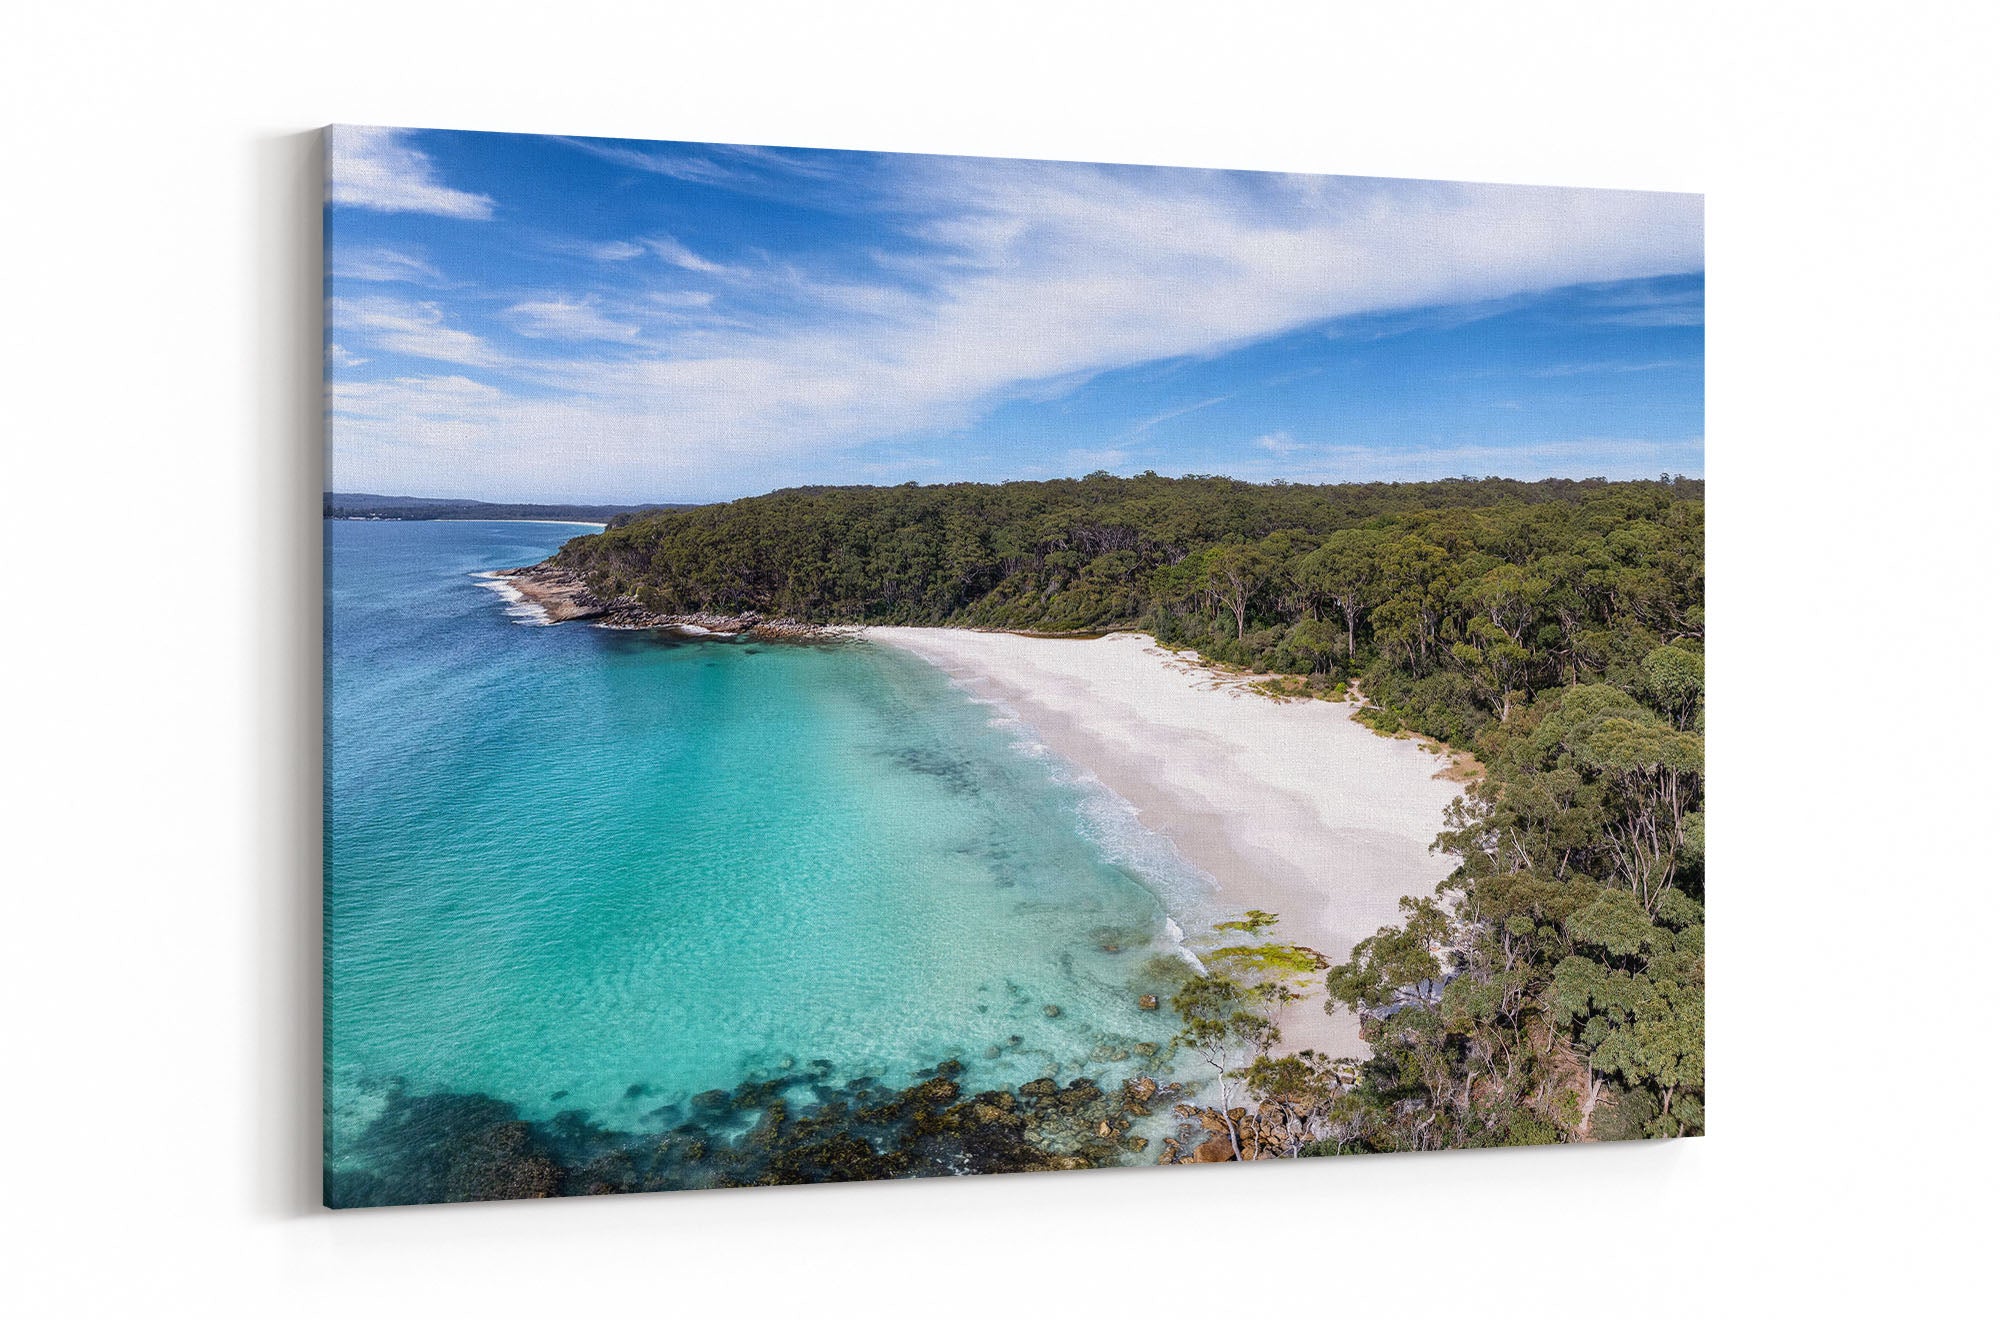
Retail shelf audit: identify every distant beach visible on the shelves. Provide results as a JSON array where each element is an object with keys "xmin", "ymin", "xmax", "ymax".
[
  {"xmin": 865, "ymin": 628, "xmax": 1466, "ymax": 1059},
  {"xmin": 443, "ymin": 518, "xmax": 606, "ymax": 527}
]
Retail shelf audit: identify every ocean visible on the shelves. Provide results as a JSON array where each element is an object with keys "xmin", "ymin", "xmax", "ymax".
[{"xmin": 325, "ymin": 519, "xmax": 1212, "ymax": 1197}]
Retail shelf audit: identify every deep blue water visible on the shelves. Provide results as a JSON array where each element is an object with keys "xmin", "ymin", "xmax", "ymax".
[{"xmin": 324, "ymin": 520, "xmax": 1204, "ymax": 1165}]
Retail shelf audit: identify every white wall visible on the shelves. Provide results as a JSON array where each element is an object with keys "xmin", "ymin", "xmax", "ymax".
[{"xmin": 4, "ymin": 2, "xmax": 1992, "ymax": 1327}]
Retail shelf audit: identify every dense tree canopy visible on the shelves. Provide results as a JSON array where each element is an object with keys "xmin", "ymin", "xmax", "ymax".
[{"xmin": 1319, "ymin": 664, "xmax": 1705, "ymax": 1150}]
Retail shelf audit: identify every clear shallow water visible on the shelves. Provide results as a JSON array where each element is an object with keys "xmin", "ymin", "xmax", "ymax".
[{"xmin": 325, "ymin": 520, "xmax": 1202, "ymax": 1165}]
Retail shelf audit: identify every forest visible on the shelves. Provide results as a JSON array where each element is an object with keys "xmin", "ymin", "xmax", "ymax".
[{"xmin": 549, "ymin": 472, "xmax": 1705, "ymax": 1151}]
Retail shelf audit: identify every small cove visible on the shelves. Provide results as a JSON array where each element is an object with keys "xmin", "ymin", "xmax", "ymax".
[{"xmin": 325, "ymin": 520, "xmax": 1208, "ymax": 1194}]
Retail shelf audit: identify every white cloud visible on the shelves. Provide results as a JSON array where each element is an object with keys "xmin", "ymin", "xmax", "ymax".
[
  {"xmin": 505, "ymin": 297, "xmax": 641, "ymax": 343},
  {"xmin": 590, "ymin": 240, "xmax": 647, "ymax": 261},
  {"xmin": 501, "ymin": 165, "xmax": 1698, "ymax": 472},
  {"xmin": 333, "ymin": 372, "xmax": 505, "ymax": 420},
  {"xmin": 330, "ymin": 295, "xmax": 504, "ymax": 367},
  {"xmin": 642, "ymin": 235, "xmax": 732, "ymax": 274},
  {"xmin": 645, "ymin": 289, "xmax": 716, "ymax": 310},
  {"xmin": 329, "ymin": 127, "xmax": 494, "ymax": 220},
  {"xmin": 331, "ymin": 245, "xmax": 444, "ymax": 285},
  {"xmin": 854, "ymin": 161, "xmax": 1699, "ymax": 412},
  {"xmin": 1255, "ymin": 431, "xmax": 1309, "ymax": 455},
  {"xmin": 329, "ymin": 372, "xmax": 719, "ymax": 501}
]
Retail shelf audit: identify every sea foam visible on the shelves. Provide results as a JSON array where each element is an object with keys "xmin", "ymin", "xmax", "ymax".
[{"xmin": 471, "ymin": 571, "xmax": 553, "ymax": 625}]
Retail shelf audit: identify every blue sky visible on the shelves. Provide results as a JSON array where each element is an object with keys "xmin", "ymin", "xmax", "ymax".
[{"xmin": 327, "ymin": 127, "xmax": 1702, "ymax": 504}]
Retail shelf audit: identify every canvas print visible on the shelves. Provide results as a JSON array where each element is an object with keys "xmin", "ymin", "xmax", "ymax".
[{"xmin": 323, "ymin": 126, "xmax": 1703, "ymax": 1207}]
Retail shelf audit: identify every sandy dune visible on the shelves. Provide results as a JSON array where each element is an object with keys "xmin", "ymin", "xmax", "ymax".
[{"xmin": 865, "ymin": 629, "xmax": 1464, "ymax": 1058}]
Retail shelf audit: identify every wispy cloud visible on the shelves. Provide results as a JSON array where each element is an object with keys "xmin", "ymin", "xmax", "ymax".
[
  {"xmin": 555, "ymin": 137, "xmax": 747, "ymax": 185},
  {"xmin": 641, "ymin": 235, "xmax": 734, "ymax": 274},
  {"xmin": 329, "ymin": 127, "xmax": 495, "ymax": 220},
  {"xmin": 1526, "ymin": 358, "xmax": 1691, "ymax": 378},
  {"xmin": 331, "ymin": 245, "xmax": 444, "ymax": 285},
  {"xmin": 505, "ymin": 296, "xmax": 641, "ymax": 343},
  {"xmin": 1584, "ymin": 280, "xmax": 1705, "ymax": 327},
  {"xmin": 330, "ymin": 295, "xmax": 504, "ymax": 367},
  {"xmin": 714, "ymin": 143, "xmax": 850, "ymax": 179},
  {"xmin": 1119, "ymin": 395, "xmax": 1231, "ymax": 440}
]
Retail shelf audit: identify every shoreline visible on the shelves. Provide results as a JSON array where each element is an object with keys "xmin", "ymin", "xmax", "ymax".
[
  {"xmin": 864, "ymin": 628, "xmax": 1467, "ymax": 1059},
  {"xmin": 330, "ymin": 516, "xmax": 608, "ymax": 527},
  {"xmin": 490, "ymin": 567, "xmax": 849, "ymax": 641},
  {"xmin": 440, "ymin": 518, "xmax": 606, "ymax": 527},
  {"xmin": 478, "ymin": 569, "xmax": 1465, "ymax": 1058}
]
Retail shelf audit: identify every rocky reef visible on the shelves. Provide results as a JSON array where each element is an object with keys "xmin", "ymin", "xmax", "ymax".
[
  {"xmin": 497, "ymin": 564, "xmax": 848, "ymax": 642},
  {"xmin": 326, "ymin": 1063, "xmax": 1183, "ymax": 1208}
]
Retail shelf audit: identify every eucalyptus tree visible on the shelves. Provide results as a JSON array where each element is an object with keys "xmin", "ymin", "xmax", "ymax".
[
  {"xmin": 1296, "ymin": 526, "xmax": 1386, "ymax": 658},
  {"xmin": 1169, "ymin": 975, "xmax": 1279, "ymax": 1161}
]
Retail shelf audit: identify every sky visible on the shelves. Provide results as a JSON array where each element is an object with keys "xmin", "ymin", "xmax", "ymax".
[{"xmin": 326, "ymin": 127, "xmax": 1703, "ymax": 504}]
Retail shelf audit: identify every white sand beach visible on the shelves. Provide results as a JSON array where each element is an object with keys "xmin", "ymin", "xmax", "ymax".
[{"xmin": 865, "ymin": 629, "xmax": 1466, "ymax": 1058}]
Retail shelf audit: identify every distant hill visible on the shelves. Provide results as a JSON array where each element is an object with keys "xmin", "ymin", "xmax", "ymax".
[{"xmin": 324, "ymin": 492, "xmax": 692, "ymax": 527}]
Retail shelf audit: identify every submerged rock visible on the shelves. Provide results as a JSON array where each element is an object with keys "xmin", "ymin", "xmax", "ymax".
[{"xmin": 332, "ymin": 1052, "xmax": 1161, "ymax": 1207}]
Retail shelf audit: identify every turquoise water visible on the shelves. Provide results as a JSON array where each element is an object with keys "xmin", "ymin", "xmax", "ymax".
[{"xmin": 325, "ymin": 520, "xmax": 1204, "ymax": 1171}]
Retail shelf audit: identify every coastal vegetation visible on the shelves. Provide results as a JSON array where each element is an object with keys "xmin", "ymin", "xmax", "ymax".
[
  {"xmin": 1315, "ymin": 662, "xmax": 1705, "ymax": 1150},
  {"xmin": 551, "ymin": 473, "xmax": 1705, "ymax": 1154}
]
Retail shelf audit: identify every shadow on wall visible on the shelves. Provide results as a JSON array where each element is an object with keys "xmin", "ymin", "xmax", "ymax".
[{"xmin": 251, "ymin": 128, "xmax": 325, "ymax": 1218}]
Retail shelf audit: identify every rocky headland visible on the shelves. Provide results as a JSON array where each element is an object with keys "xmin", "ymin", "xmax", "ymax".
[{"xmin": 495, "ymin": 564, "xmax": 850, "ymax": 642}]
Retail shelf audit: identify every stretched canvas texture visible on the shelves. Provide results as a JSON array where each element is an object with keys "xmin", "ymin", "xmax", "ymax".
[{"xmin": 323, "ymin": 125, "xmax": 1704, "ymax": 1207}]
